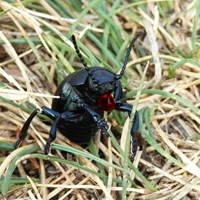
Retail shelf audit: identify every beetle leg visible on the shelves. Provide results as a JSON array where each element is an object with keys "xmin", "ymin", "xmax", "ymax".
[
  {"xmin": 15, "ymin": 109, "xmax": 40, "ymax": 149},
  {"xmin": 41, "ymin": 106, "xmax": 60, "ymax": 119},
  {"xmin": 96, "ymin": 118, "xmax": 109, "ymax": 137},
  {"xmin": 81, "ymin": 104, "xmax": 110, "ymax": 137},
  {"xmin": 113, "ymin": 81, "xmax": 122, "ymax": 101},
  {"xmin": 60, "ymin": 111, "xmax": 81, "ymax": 122},
  {"xmin": 15, "ymin": 106, "xmax": 61, "ymax": 149},
  {"xmin": 44, "ymin": 116, "xmax": 60, "ymax": 155},
  {"xmin": 115, "ymin": 102, "xmax": 139, "ymax": 159}
]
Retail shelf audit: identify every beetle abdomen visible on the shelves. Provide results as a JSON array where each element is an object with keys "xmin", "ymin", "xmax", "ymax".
[{"xmin": 58, "ymin": 118, "xmax": 98, "ymax": 144}]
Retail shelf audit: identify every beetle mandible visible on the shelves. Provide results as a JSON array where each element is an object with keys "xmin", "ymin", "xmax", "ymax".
[{"xmin": 15, "ymin": 31, "xmax": 143, "ymax": 158}]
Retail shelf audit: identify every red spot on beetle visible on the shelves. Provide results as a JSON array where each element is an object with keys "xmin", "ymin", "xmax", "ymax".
[{"xmin": 97, "ymin": 93, "xmax": 116, "ymax": 111}]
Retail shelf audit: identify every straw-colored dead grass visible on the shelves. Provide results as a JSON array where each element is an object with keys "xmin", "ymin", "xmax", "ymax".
[{"xmin": 0, "ymin": 1, "xmax": 200, "ymax": 199}]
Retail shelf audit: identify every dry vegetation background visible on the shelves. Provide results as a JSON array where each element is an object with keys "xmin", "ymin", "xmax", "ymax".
[{"xmin": 0, "ymin": 0, "xmax": 200, "ymax": 200}]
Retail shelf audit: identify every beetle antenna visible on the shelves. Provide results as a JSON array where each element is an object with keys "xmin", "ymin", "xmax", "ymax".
[
  {"xmin": 72, "ymin": 35, "xmax": 89, "ymax": 69},
  {"xmin": 72, "ymin": 35, "xmax": 100, "ymax": 85},
  {"xmin": 115, "ymin": 31, "xmax": 144, "ymax": 80}
]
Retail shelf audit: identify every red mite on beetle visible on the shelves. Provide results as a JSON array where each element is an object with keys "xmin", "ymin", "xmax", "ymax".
[{"xmin": 15, "ymin": 31, "xmax": 143, "ymax": 158}]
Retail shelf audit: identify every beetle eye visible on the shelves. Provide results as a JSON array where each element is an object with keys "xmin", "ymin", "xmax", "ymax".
[{"xmin": 97, "ymin": 93, "xmax": 116, "ymax": 111}]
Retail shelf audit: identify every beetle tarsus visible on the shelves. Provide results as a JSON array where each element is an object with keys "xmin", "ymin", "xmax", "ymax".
[
  {"xmin": 96, "ymin": 118, "xmax": 110, "ymax": 137},
  {"xmin": 130, "ymin": 131, "xmax": 138, "ymax": 160}
]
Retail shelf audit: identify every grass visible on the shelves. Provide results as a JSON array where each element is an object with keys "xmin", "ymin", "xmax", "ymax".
[{"xmin": 0, "ymin": 0, "xmax": 200, "ymax": 199}]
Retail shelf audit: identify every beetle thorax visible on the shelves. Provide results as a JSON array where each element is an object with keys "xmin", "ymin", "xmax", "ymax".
[{"xmin": 87, "ymin": 69, "xmax": 116, "ymax": 94}]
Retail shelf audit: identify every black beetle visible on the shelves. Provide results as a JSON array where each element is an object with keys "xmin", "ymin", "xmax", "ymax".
[{"xmin": 15, "ymin": 31, "xmax": 143, "ymax": 158}]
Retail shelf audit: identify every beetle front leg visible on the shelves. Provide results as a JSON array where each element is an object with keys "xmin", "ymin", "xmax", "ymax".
[
  {"xmin": 81, "ymin": 104, "xmax": 110, "ymax": 137},
  {"xmin": 96, "ymin": 118, "xmax": 109, "ymax": 136},
  {"xmin": 115, "ymin": 102, "xmax": 139, "ymax": 159}
]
